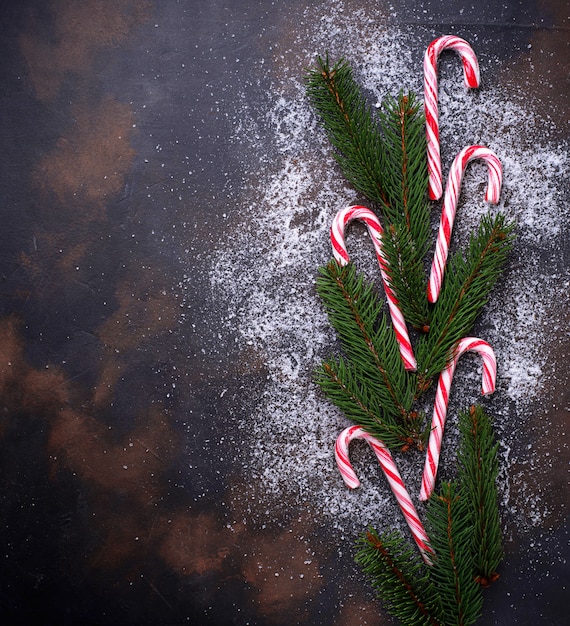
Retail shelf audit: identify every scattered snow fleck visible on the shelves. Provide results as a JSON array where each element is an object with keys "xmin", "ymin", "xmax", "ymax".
[{"xmin": 183, "ymin": 2, "xmax": 568, "ymax": 543}]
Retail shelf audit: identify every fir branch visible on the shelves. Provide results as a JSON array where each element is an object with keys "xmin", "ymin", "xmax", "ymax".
[
  {"xmin": 315, "ymin": 357, "xmax": 412, "ymax": 449},
  {"xmin": 355, "ymin": 528, "xmax": 439, "ymax": 626},
  {"xmin": 316, "ymin": 260, "xmax": 414, "ymax": 418},
  {"xmin": 458, "ymin": 405, "xmax": 503, "ymax": 586},
  {"xmin": 381, "ymin": 223, "xmax": 431, "ymax": 331},
  {"xmin": 378, "ymin": 93, "xmax": 430, "ymax": 247},
  {"xmin": 426, "ymin": 483, "xmax": 483, "ymax": 626},
  {"xmin": 416, "ymin": 213, "xmax": 515, "ymax": 385},
  {"xmin": 377, "ymin": 93, "xmax": 431, "ymax": 330},
  {"xmin": 307, "ymin": 58, "xmax": 431, "ymax": 331},
  {"xmin": 305, "ymin": 55, "xmax": 388, "ymax": 205}
]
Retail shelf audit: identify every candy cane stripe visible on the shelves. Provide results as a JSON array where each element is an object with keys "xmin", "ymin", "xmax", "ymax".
[
  {"xmin": 331, "ymin": 206, "xmax": 417, "ymax": 371},
  {"xmin": 335, "ymin": 426, "xmax": 433, "ymax": 563},
  {"xmin": 427, "ymin": 146, "xmax": 503, "ymax": 304},
  {"xmin": 424, "ymin": 36, "xmax": 480, "ymax": 200},
  {"xmin": 419, "ymin": 338, "xmax": 497, "ymax": 501}
]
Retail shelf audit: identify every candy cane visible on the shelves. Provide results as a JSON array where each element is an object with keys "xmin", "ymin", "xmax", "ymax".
[
  {"xmin": 335, "ymin": 425, "xmax": 433, "ymax": 563},
  {"xmin": 427, "ymin": 145, "xmax": 502, "ymax": 303},
  {"xmin": 331, "ymin": 205, "xmax": 417, "ymax": 371},
  {"xmin": 419, "ymin": 337, "xmax": 497, "ymax": 501},
  {"xmin": 424, "ymin": 35, "xmax": 480, "ymax": 201}
]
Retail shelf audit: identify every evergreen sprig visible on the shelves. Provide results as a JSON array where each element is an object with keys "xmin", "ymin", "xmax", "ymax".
[
  {"xmin": 377, "ymin": 93, "xmax": 431, "ymax": 330},
  {"xmin": 354, "ymin": 408, "xmax": 503, "ymax": 625},
  {"xmin": 355, "ymin": 528, "xmax": 439, "ymax": 625},
  {"xmin": 315, "ymin": 261, "xmax": 427, "ymax": 448},
  {"xmin": 381, "ymin": 222, "xmax": 431, "ymax": 331},
  {"xmin": 307, "ymin": 52, "xmax": 511, "ymax": 624},
  {"xmin": 315, "ymin": 356, "xmax": 413, "ymax": 449},
  {"xmin": 316, "ymin": 260, "xmax": 414, "ymax": 417},
  {"xmin": 458, "ymin": 405, "xmax": 503, "ymax": 585},
  {"xmin": 416, "ymin": 212, "xmax": 515, "ymax": 386},
  {"xmin": 306, "ymin": 58, "xmax": 431, "ymax": 330},
  {"xmin": 425, "ymin": 482, "xmax": 483, "ymax": 625},
  {"xmin": 378, "ymin": 93, "xmax": 430, "ymax": 247},
  {"xmin": 305, "ymin": 55, "xmax": 388, "ymax": 205}
]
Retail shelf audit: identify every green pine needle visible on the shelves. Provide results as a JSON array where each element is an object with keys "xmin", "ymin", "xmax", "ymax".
[
  {"xmin": 306, "ymin": 57, "xmax": 431, "ymax": 330},
  {"xmin": 377, "ymin": 92, "xmax": 430, "ymax": 247},
  {"xmin": 426, "ymin": 482, "xmax": 483, "ymax": 625},
  {"xmin": 316, "ymin": 260, "xmax": 414, "ymax": 419},
  {"xmin": 458, "ymin": 406, "xmax": 503, "ymax": 585},
  {"xmin": 305, "ymin": 54, "xmax": 388, "ymax": 205},
  {"xmin": 355, "ymin": 528, "xmax": 439, "ymax": 625},
  {"xmin": 381, "ymin": 222, "xmax": 430, "ymax": 331},
  {"xmin": 315, "ymin": 356, "xmax": 414, "ymax": 449},
  {"xmin": 416, "ymin": 212, "xmax": 515, "ymax": 385}
]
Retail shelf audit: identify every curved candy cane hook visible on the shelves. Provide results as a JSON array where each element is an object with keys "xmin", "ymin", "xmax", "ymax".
[
  {"xmin": 419, "ymin": 337, "xmax": 497, "ymax": 501},
  {"xmin": 335, "ymin": 425, "xmax": 433, "ymax": 563},
  {"xmin": 331, "ymin": 205, "xmax": 417, "ymax": 371},
  {"xmin": 424, "ymin": 35, "xmax": 480, "ymax": 200},
  {"xmin": 427, "ymin": 145, "xmax": 502, "ymax": 304}
]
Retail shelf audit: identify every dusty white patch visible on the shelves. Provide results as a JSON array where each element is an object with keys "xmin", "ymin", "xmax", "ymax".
[{"xmin": 201, "ymin": 1, "xmax": 568, "ymax": 542}]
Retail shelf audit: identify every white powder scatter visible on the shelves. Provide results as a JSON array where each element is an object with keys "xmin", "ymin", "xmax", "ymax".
[{"xmin": 203, "ymin": 1, "xmax": 568, "ymax": 539}]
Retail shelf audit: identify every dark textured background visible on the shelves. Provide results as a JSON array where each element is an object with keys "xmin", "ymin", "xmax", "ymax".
[{"xmin": 0, "ymin": 1, "xmax": 568, "ymax": 624}]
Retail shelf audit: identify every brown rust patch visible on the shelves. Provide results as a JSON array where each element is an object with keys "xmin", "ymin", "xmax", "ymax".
[
  {"xmin": 0, "ymin": 315, "xmax": 69, "ymax": 416},
  {"xmin": 20, "ymin": 0, "xmax": 151, "ymax": 101},
  {"xmin": 0, "ymin": 316, "xmax": 26, "ymax": 393},
  {"xmin": 21, "ymin": 95, "xmax": 137, "ymax": 293},
  {"xmin": 156, "ymin": 501, "xmax": 326, "ymax": 622},
  {"xmin": 158, "ymin": 511, "xmax": 233, "ymax": 577},
  {"xmin": 333, "ymin": 600, "xmax": 386, "ymax": 626},
  {"xmin": 0, "ymin": 314, "xmax": 179, "ymax": 573},
  {"xmin": 0, "ymin": 316, "xmax": 27, "ymax": 438},
  {"xmin": 34, "ymin": 96, "xmax": 136, "ymax": 207},
  {"xmin": 48, "ymin": 405, "xmax": 176, "ymax": 501},
  {"xmin": 97, "ymin": 270, "xmax": 180, "ymax": 354},
  {"xmin": 239, "ymin": 525, "xmax": 322, "ymax": 621},
  {"xmin": 94, "ymin": 266, "xmax": 180, "ymax": 406}
]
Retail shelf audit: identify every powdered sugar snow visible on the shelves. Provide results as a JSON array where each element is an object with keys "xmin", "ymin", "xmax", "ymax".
[{"xmin": 203, "ymin": 3, "xmax": 568, "ymax": 538}]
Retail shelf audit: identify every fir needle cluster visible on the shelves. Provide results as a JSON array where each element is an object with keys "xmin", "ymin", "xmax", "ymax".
[
  {"xmin": 306, "ymin": 55, "xmax": 511, "ymax": 624},
  {"xmin": 356, "ymin": 408, "xmax": 502, "ymax": 625}
]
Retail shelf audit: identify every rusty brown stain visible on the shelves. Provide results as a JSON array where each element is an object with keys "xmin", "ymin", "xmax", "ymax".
[
  {"xmin": 19, "ymin": 0, "xmax": 144, "ymax": 293},
  {"xmin": 0, "ymin": 316, "xmax": 26, "ymax": 395},
  {"xmin": 0, "ymin": 316, "xmax": 29, "ymax": 439},
  {"xmin": 334, "ymin": 600, "xmax": 386, "ymax": 626},
  {"xmin": 239, "ymin": 527, "xmax": 322, "ymax": 620},
  {"xmin": 97, "ymin": 271, "xmax": 180, "ymax": 353},
  {"xmin": 157, "ymin": 502, "xmax": 326, "ymax": 621},
  {"xmin": 0, "ymin": 316, "xmax": 177, "ymax": 499},
  {"xmin": 20, "ymin": 94, "xmax": 137, "ymax": 294},
  {"xmin": 93, "ymin": 267, "xmax": 180, "ymax": 406},
  {"xmin": 0, "ymin": 314, "xmax": 177, "ymax": 572},
  {"xmin": 48, "ymin": 406, "xmax": 176, "ymax": 497},
  {"xmin": 0, "ymin": 315, "xmax": 68, "ymax": 415},
  {"xmin": 158, "ymin": 511, "xmax": 233, "ymax": 577},
  {"xmin": 34, "ymin": 97, "xmax": 136, "ymax": 207},
  {"xmin": 20, "ymin": 0, "xmax": 151, "ymax": 101}
]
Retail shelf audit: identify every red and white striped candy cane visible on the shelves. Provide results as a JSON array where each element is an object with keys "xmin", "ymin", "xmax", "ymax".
[
  {"xmin": 419, "ymin": 337, "xmax": 497, "ymax": 501},
  {"xmin": 331, "ymin": 205, "xmax": 417, "ymax": 371},
  {"xmin": 427, "ymin": 145, "xmax": 502, "ymax": 303},
  {"xmin": 424, "ymin": 35, "xmax": 480, "ymax": 201},
  {"xmin": 335, "ymin": 425, "xmax": 433, "ymax": 563}
]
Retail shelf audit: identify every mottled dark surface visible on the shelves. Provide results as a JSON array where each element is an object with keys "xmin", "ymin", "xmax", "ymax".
[{"xmin": 0, "ymin": 1, "xmax": 568, "ymax": 625}]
